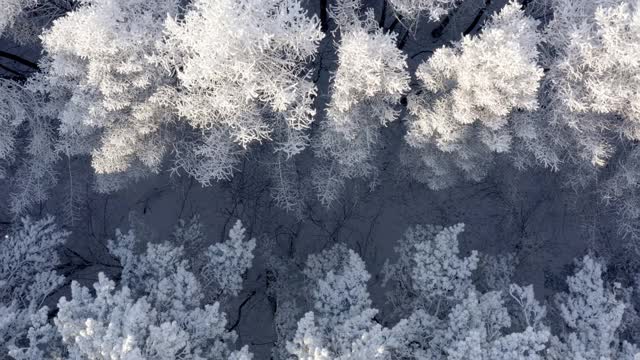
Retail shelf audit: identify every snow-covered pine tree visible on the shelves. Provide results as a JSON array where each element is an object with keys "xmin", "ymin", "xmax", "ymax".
[
  {"xmin": 382, "ymin": 223, "xmax": 550, "ymax": 359},
  {"xmin": 548, "ymin": 255, "xmax": 639, "ymax": 359},
  {"xmin": 288, "ymin": 245, "xmax": 397, "ymax": 359},
  {"xmin": 56, "ymin": 217, "xmax": 256, "ymax": 359},
  {"xmin": 0, "ymin": 216, "xmax": 68, "ymax": 358}
]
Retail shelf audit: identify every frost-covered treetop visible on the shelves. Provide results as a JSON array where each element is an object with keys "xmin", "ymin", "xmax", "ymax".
[
  {"xmin": 400, "ymin": 1, "xmax": 543, "ymax": 190},
  {"xmin": 0, "ymin": 0, "xmax": 35, "ymax": 36},
  {"xmin": 411, "ymin": 223, "xmax": 479, "ymax": 302},
  {"xmin": 35, "ymin": 0, "xmax": 324, "ymax": 188},
  {"xmin": 327, "ymin": 24, "xmax": 410, "ymax": 131},
  {"xmin": 382, "ymin": 223, "xmax": 479, "ymax": 315},
  {"xmin": 159, "ymin": 0, "xmax": 324, "ymax": 146},
  {"xmin": 38, "ymin": 0, "xmax": 181, "ymax": 177},
  {"xmin": 549, "ymin": 255, "xmax": 639, "ymax": 359},
  {"xmin": 389, "ymin": 0, "xmax": 462, "ymax": 22},
  {"xmin": 312, "ymin": 0, "xmax": 410, "ymax": 206},
  {"xmin": 0, "ymin": 216, "xmax": 67, "ymax": 306},
  {"xmin": 550, "ymin": 0, "xmax": 640, "ymax": 140},
  {"xmin": 201, "ymin": 219, "xmax": 257, "ymax": 298},
  {"xmin": 407, "ymin": 0, "xmax": 543, "ymax": 149},
  {"xmin": 326, "ymin": 0, "xmax": 409, "ymax": 132},
  {"xmin": 289, "ymin": 246, "xmax": 395, "ymax": 359}
]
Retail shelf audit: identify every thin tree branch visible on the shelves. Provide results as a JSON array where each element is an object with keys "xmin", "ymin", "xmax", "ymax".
[
  {"xmin": 228, "ymin": 290, "xmax": 257, "ymax": 331},
  {"xmin": 0, "ymin": 51, "xmax": 39, "ymax": 70},
  {"xmin": 386, "ymin": 17, "xmax": 400, "ymax": 33},
  {"xmin": 320, "ymin": 0, "xmax": 329, "ymax": 32},
  {"xmin": 0, "ymin": 63, "xmax": 27, "ymax": 80},
  {"xmin": 463, "ymin": 0, "xmax": 492, "ymax": 36},
  {"xmin": 379, "ymin": 0, "xmax": 387, "ymax": 28},
  {"xmin": 463, "ymin": 8, "xmax": 486, "ymax": 35},
  {"xmin": 397, "ymin": 30, "xmax": 410, "ymax": 49},
  {"xmin": 410, "ymin": 49, "xmax": 434, "ymax": 59},
  {"xmin": 431, "ymin": 14, "xmax": 451, "ymax": 38}
]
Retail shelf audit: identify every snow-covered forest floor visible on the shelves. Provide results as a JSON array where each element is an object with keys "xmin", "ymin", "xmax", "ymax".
[{"xmin": 2, "ymin": 0, "xmax": 640, "ymax": 358}]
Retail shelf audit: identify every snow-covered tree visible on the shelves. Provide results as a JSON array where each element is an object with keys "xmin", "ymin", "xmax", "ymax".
[
  {"xmin": 8, "ymin": 112, "xmax": 59, "ymax": 216},
  {"xmin": 290, "ymin": 228, "xmax": 549, "ymax": 360},
  {"xmin": 0, "ymin": 80, "xmax": 28, "ymax": 179},
  {"xmin": 0, "ymin": 79, "xmax": 59, "ymax": 216},
  {"xmin": 0, "ymin": 216, "xmax": 68, "ymax": 358},
  {"xmin": 259, "ymin": 236, "xmax": 307, "ymax": 360},
  {"xmin": 288, "ymin": 245, "xmax": 397, "ymax": 359},
  {"xmin": 548, "ymin": 255, "xmax": 639, "ymax": 360},
  {"xmin": 0, "ymin": 0, "xmax": 36, "ymax": 38},
  {"xmin": 0, "ymin": 216, "xmax": 67, "ymax": 308},
  {"xmin": 0, "ymin": 0, "xmax": 76, "ymax": 44},
  {"xmin": 55, "ymin": 217, "xmax": 256, "ymax": 359},
  {"xmin": 200, "ymin": 220, "xmax": 256, "ymax": 299},
  {"xmin": 555, "ymin": 1, "xmax": 640, "ymax": 135},
  {"xmin": 36, "ymin": 0, "xmax": 180, "ymax": 192},
  {"xmin": 55, "ymin": 273, "xmax": 253, "ymax": 360},
  {"xmin": 157, "ymin": 0, "xmax": 323, "ymax": 186},
  {"xmin": 268, "ymin": 152, "xmax": 307, "ymax": 218},
  {"xmin": 602, "ymin": 146, "xmax": 640, "ymax": 243},
  {"xmin": 434, "ymin": 289, "xmax": 549, "ymax": 360},
  {"xmin": 382, "ymin": 223, "xmax": 550, "ymax": 359},
  {"xmin": 519, "ymin": 0, "xmax": 638, "ymax": 171},
  {"xmin": 524, "ymin": 0, "xmax": 640, "ymax": 243},
  {"xmin": 403, "ymin": 1, "xmax": 543, "ymax": 189},
  {"xmin": 312, "ymin": 0, "xmax": 409, "ymax": 205},
  {"xmin": 382, "ymin": 223, "xmax": 479, "ymax": 317},
  {"xmin": 108, "ymin": 218, "xmax": 256, "ymax": 304},
  {"xmin": 0, "ymin": 215, "xmax": 258, "ymax": 359},
  {"xmin": 36, "ymin": 0, "xmax": 323, "ymax": 193},
  {"xmin": 477, "ymin": 252, "xmax": 518, "ymax": 292}
]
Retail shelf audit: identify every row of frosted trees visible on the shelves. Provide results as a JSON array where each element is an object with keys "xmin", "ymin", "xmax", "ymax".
[
  {"xmin": 1, "ymin": 215, "xmax": 638, "ymax": 359},
  {"xmin": 2, "ymin": 0, "xmax": 640, "ymax": 238}
]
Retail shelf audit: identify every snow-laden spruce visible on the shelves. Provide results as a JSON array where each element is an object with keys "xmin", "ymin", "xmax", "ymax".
[
  {"xmin": 0, "ymin": 215, "xmax": 257, "ymax": 359},
  {"xmin": 548, "ymin": 256, "xmax": 639, "ymax": 359},
  {"xmin": 288, "ymin": 246, "xmax": 396, "ymax": 359},
  {"xmin": 0, "ymin": 216, "xmax": 68, "ymax": 358},
  {"xmin": 286, "ymin": 224, "xmax": 639, "ymax": 360}
]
